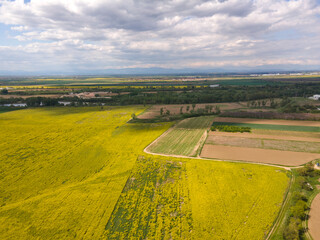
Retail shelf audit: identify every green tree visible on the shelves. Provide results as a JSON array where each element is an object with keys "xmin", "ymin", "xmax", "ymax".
[
  {"xmin": 283, "ymin": 218, "xmax": 302, "ymax": 240},
  {"xmin": 1, "ymin": 88, "xmax": 8, "ymax": 94},
  {"xmin": 205, "ymin": 105, "xmax": 210, "ymax": 113},
  {"xmin": 290, "ymin": 200, "xmax": 307, "ymax": 219},
  {"xmin": 215, "ymin": 106, "xmax": 221, "ymax": 114}
]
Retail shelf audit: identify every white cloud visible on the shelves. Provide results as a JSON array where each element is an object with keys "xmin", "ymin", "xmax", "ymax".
[{"xmin": 0, "ymin": 0, "xmax": 319, "ymax": 73}]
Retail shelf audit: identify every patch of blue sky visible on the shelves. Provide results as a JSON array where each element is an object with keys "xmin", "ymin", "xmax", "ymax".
[
  {"xmin": 0, "ymin": 23, "xmax": 22, "ymax": 46},
  {"xmin": 0, "ymin": 23, "xmax": 55, "ymax": 46},
  {"xmin": 264, "ymin": 29, "xmax": 301, "ymax": 41}
]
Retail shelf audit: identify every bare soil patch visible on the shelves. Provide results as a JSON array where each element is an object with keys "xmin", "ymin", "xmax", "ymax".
[
  {"xmin": 208, "ymin": 131, "xmax": 320, "ymax": 143},
  {"xmin": 309, "ymin": 194, "xmax": 320, "ymax": 240},
  {"xmin": 200, "ymin": 145, "xmax": 320, "ymax": 166},
  {"xmin": 206, "ymin": 135, "xmax": 320, "ymax": 153},
  {"xmin": 214, "ymin": 117, "xmax": 320, "ymax": 127}
]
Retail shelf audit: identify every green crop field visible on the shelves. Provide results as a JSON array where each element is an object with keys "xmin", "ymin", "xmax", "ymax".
[
  {"xmin": 0, "ymin": 107, "xmax": 290, "ymax": 239},
  {"xmin": 0, "ymin": 107, "xmax": 21, "ymax": 114},
  {"xmin": 147, "ymin": 116, "xmax": 214, "ymax": 156},
  {"xmin": 212, "ymin": 122, "xmax": 320, "ymax": 132},
  {"xmin": 105, "ymin": 156, "xmax": 289, "ymax": 239}
]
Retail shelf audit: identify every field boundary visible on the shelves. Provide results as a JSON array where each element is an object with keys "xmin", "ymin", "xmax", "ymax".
[
  {"xmin": 193, "ymin": 130, "xmax": 208, "ymax": 157},
  {"xmin": 144, "ymin": 146, "xmax": 293, "ymax": 240},
  {"xmin": 192, "ymin": 116, "xmax": 215, "ymax": 157},
  {"xmin": 266, "ymin": 172, "xmax": 294, "ymax": 240},
  {"xmin": 143, "ymin": 119, "xmax": 315, "ymax": 240}
]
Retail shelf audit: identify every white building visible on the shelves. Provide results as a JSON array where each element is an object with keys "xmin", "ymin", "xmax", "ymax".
[{"xmin": 308, "ymin": 94, "xmax": 320, "ymax": 100}]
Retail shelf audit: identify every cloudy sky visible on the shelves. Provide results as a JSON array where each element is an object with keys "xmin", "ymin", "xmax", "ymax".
[{"xmin": 0, "ymin": 0, "xmax": 320, "ymax": 74}]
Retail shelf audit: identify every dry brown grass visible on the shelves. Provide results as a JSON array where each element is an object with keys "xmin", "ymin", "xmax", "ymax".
[{"xmin": 214, "ymin": 117, "xmax": 320, "ymax": 127}]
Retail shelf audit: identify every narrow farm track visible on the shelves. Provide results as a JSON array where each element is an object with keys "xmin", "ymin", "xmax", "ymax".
[
  {"xmin": 145, "ymin": 145, "xmax": 292, "ymax": 171},
  {"xmin": 266, "ymin": 173, "xmax": 294, "ymax": 240}
]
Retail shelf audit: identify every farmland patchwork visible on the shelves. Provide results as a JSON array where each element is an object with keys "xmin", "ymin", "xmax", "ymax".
[{"xmin": 0, "ymin": 107, "xmax": 290, "ymax": 239}]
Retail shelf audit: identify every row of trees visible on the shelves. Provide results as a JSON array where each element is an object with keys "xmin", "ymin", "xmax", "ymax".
[
  {"xmin": 110, "ymin": 83, "xmax": 320, "ymax": 105},
  {"xmin": 246, "ymin": 99, "xmax": 278, "ymax": 108},
  {"xmin": 25, "ymin": 97, "xmax": 60, "ymax": 107},
  {"xmin": 2, "ymin": 83, "xmax": 320, "ymax": 110},
  {"xmin": 159, "ymin": 104, "xmax": 221, "ymax": 116},
  {"xmin": 279, "ymin": 98, "xmax": 319, "ymax": 113}
]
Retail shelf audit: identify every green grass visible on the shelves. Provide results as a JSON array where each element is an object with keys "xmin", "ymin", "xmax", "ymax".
[
  {"xmin": 212, "ymin": 122, "xmax": 320, "ymax": 132},
  {"xmin": 0, "ymin": 107, "xmax": 23, "ymax": 114},
  {"xmin": 148, "ymin": 116, "xmax": 214, "ymax": 156}
]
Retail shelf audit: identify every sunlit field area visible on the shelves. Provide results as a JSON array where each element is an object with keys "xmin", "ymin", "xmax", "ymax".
[
  {"xmin": 0, "ymin": 107, "xmax": 289, "ymax": 239},
  {"xmin": 106, "ymin": 156, "xmax": 289, "ymax": 240},
  {"xmin": 0, "ymin": 106, "xmax": 171, "ymax": 239}
]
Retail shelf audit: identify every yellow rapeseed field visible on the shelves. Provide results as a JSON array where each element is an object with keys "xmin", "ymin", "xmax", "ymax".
[
  {"xmin": 0, "ymin": 106, "xmax": 172, "ymax": 239},
  {"xmin": 105, "ymin": 156, "xmax": 289, "ymax": 240},
  {"xmin": 0, "ymin": 107, "xmax": 289, "ymax": 239}
]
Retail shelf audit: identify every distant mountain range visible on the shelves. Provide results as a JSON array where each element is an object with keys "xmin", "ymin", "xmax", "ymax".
[{"xmin": 0, "ymin": 64, "xmax": 319, "ymax": 76}]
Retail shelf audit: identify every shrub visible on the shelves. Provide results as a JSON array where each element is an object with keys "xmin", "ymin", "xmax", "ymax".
[
  {"xmin": 211, "ymin": 125, "xmax": 251, "ymax": 133},
  {"xmin": 283, "ymin": 218, "xmax": 303, "ymax": 240}
]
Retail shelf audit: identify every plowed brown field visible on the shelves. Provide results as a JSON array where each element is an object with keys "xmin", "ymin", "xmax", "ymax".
[
  {"xmin": 309, "ymin": 194, "xmax": 320, "ymax": 240},
  {"xmin": 207, "ymin": 131, "xmax": 320, "ymax": 143},
  {"xmin": 200, "ymin": 145, "xmax": 320, "ymax": 166}
]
